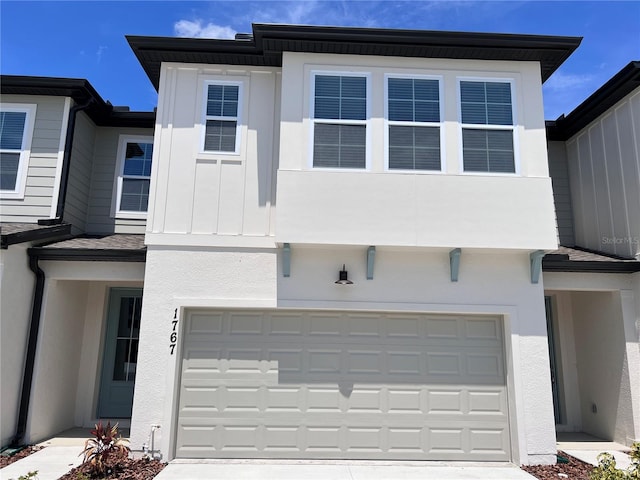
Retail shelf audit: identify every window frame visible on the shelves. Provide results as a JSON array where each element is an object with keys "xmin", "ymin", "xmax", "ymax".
[
  {"xmin": 309, "ymin": 71, "xmax": 372, "ymax": 171},
  {"xmin": 111, "ymin": 134, "xmax": 154, "ymax": 219},
  {"xmin": 200, "ymin": 80, "xmax": 243, "ymax": 156},
  {"xmin": 383, "ymin": 74, "xmax": 445, "ymax": 174},
  {"xmin": 457, "ymin": 77, "xmax": 519, "ymax": 176},
  {"xmin": 0, "ymin": 103, "xmax": 37, "ymax": 199}
]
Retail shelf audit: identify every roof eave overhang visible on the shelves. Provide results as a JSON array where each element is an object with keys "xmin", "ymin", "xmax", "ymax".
[
  {"xmin": 28, "ymin": 247, "xmax": 147, "ymax": 262},
  {"xmin": 542, "ymin": 259, "xmax": 640, "ymax": 273},
  {"xmin": 127, "ymin": 24, "xmax": 582, "ymax": 90},
  {"xmin": 549, "ymin": 61, "xmax": 640, "ymax": 140},
  {"xmin": 1, "ymin": 223, "xmax": 72, "ymax": 249},
  {"xmin": 1, "ymin": 75, "xmax": 156, "ymax": 128}
]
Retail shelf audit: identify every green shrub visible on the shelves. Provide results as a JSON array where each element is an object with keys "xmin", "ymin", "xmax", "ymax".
[
  {"xmin": 14, "ymin": 471, "xmax": 38, "ymax": 480},
  {"xmin": 590, "ymin": 442, "xmax": 640, "ymax": 480}
]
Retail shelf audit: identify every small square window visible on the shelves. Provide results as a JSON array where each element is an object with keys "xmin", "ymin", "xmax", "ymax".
[{"xmin": 203, "ymin": 83, "xmax": 241, "ymax": 153}]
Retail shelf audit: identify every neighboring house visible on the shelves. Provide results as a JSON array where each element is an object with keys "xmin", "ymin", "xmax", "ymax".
[
  {"xmin": 543, "ymin": 61, "xmax": 640, "ymax": 446},
  {"xmin": 0, "ymin": 76, "xmax": 153, "ymax": 447},
  {"xmin": 0, "ymin": 24, "xmax": 637, "ymax": 467}
]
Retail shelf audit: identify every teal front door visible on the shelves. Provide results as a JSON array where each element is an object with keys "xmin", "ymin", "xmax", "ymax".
[{"xmin": 97, "ymin": 288, "xmax": 142, "ymax": 418}]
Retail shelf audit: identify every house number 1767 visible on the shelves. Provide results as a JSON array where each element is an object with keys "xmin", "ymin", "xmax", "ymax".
[{"xmin": 169, "ymin": 308, "xmax": 178, "ymax": 355}]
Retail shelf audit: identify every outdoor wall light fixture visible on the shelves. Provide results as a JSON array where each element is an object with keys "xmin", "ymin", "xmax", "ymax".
[{"xmin": 335, "ymin": 264, "xmax": 353, "ymax": 285}]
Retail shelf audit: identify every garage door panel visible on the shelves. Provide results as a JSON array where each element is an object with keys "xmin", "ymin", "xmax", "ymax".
[
  {"xmin": 184, "ymin": 312, "xmax": 503, "ymax": 347},
  {"xmin": 176, "ymin": 423, "xmax": 511, "ymax": 460},
  {"xmin": 176, "ymin": 310, "xmax": 510, "ymax": 461}
]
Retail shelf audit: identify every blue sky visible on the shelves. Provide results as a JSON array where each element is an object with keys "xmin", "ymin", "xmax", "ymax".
[{"xmin": 2, "ymin": 1, "xmax": 639, "ymax": 119}]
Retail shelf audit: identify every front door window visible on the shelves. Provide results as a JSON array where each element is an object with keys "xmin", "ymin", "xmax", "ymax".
[{"xmin": 98, "ymin": 289, "xmax": 142, "ymax": 418}]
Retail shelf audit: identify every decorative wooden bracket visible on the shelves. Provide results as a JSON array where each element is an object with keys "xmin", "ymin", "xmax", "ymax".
[
  {"xmin": 530, "ymin": 250, "xmax": 545, "ymax": 284},
  {"xmin": 367, "ymin": 246, "xmax": 376, "ymax": 280},
  {"xmin": 282, "ymin": 243, "xmax": 291, "ymax": 277},
  {"xmin": 449, "ymin": 248, "xmax": 461, "ymax": 282}
]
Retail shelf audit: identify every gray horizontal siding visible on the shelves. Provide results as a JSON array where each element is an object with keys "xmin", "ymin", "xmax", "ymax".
[
  {"xmin": 85, "ymin": 126, "xmax": 154, "ymax": 234},
  {"xmin": 0, "ymin": 95, "xmax": 66, "ymax": 223},
  {"xmin": 63, "ymin": 111, "xmax": 96, "ymax": 233},
  {"xmin": 547, "ymin": 141, "xmax": 575, "ymax": 246}
]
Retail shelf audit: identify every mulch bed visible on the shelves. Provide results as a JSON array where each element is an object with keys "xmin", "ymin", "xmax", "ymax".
[
  {"xmin": 522, "ymin": 451, "xmax": 594, "ymax": 480},
  {"xmin": 59, "ymin": 457, "xmax": 166, "ymax": 480},
  {"xmin": 0, "ymin": 445, "xmax": 44, "ymax": 468}
]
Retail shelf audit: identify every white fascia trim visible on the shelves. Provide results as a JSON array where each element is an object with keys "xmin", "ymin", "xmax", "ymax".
[
  {"xmin": 0, "ymin": 103, "xmax": 37, "ymax": 200},
  {"xmin": 49, "ymin": 97, "xmax": 72, "ymax": 218},
  {"xmin": 383, "ymin": 73, "xmax": 445, "ymax": 174},
  {"xmin": 198, "ymin": 78, "xmax": 245, "ymax": 157},
  {"xmin": 111, "ymin": 134, "xmax": 154, "ymax": 219},
  {"xmin": 456, "ymin": 76, "xmax": 520, "ymax": 176},
  {"xmin": 308, "ymin": 70, "xmax": 372, "ymax": 171},
  {"xmin": 144, "ymin": 232, "xmax": 277, "ymax": 248}
]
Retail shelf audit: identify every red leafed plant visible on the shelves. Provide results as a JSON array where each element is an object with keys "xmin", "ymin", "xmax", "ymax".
[{"xmin": 81, "ymin": 421, "xmax": 130, "ymax": 476}]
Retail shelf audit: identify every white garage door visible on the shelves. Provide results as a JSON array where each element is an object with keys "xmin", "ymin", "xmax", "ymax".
[{"xmin": 176, "ymin": 310, "xmax": 510, "ymax": 461}]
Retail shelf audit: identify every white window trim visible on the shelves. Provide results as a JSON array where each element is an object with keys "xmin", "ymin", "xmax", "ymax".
[
  {"xmin": 111, "ymin": 135, "xmax": 154, "ymax": 219},
  {"xmin": 456, "ymin": 77, "xmax": 520, "ymax": 176},
  {"xmin": 0, "ymin": 103, "xmax": 37, "ymax": 199},
  {"xmin": 308, "ymin": 71, "xmax": 372, "ymax": 171},
  {"xmin": 200, "ymin": 80, "xmax": 243, "ymax": 156},
  {"xmin": 383, "ymin": 74, "xmax": 445, "ymax": 174}
]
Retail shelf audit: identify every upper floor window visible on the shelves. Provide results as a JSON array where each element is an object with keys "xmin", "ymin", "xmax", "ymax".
[
  {"xmin": 0, "ymin": 104, "xmax": 36, "ymax": 198},
  {"xmin": 113, "ymin": 136, "xmax": 153, "ymax": 218},
  {"xmin": 312, "ymin": 74, "xmax": 368, "ymax": 169},
  {"xmin": 459, "ymin": 80, "xmax": 516, "ymax": 173},
  {"xmin": 203, "ymin": 82, "xmax": 241, "ymax": 154},
  {"xmin": 386, "ymin": 77, "xmax": 441, "ymax": 171}
]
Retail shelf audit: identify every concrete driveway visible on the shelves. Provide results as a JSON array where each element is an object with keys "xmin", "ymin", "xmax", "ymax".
[{"xmin": 153, "ymin": 460, "xmax": 537, "ymax": 480}]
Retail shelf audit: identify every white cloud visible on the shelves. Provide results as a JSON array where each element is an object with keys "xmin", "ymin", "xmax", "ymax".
[
  {"xmin": 545, "ymin": 71, "xmax": 594, "ymax": 92},
  {"xmin": 174, "ymin": 19, "xmax": 237, "ymax": 39},
  {"xmin": 96, "ymin": 46, "xmax": 107, "ymax": 63}
]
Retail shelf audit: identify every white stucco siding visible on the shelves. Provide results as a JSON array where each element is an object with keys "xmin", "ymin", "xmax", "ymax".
[
  {"xmin": 571, "ymin": 291, "xmax": 637, "ymax": 444},
  {"xmin": 0, "ymin": 244, "xmax": 34, "ymax": 447},
  {"xmin": 567, "ymin": 88, "xmax": 640, "ymax": 259},
  {"xmin": 131, "ymin": 247, "xmax": 556, "ymax": 465},
  {"xmin": 146, "ymin": 64, "xmax": 279, "ymax": 245},
  {"xmin": 276, "ymin": 53, "xmax": 555, "ymax": 250},
  {"xmin": 544, "ymin": 272, "xmax": 640, "ymax": 445},
  {"xmin": 276, "ymin": 171, "xmax": 557, "ymax": 249},
  {"xmin": 0, "ymin": 95, "xmax": 69, "ymax": 223},
  {"xmin": 26, "ymin": 280, "xmax": 89, "ymax": 443}
]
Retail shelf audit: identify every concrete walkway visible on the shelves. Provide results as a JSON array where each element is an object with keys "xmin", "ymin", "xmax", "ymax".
[
  {"xmin": 557, "ymin": 432, "xmax": 633, "ymax": 470},
  {"xmin": 0, "ymin": 428, "xmax": 95, "ymax": 480},
  {"xmin": 0, "ymin": 446, "xmax": 82, "ymax": 480}
]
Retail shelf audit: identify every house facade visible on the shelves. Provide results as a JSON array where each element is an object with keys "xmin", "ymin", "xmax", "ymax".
[
  {"xmin": 0, "ymin": 24, "xmax": 638, "ymax": 466},
  {"xmin": 0, "ymin": 77, "xmax": 153, "ymax": 447}
]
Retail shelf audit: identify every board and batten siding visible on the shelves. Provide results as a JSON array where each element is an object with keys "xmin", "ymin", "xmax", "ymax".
[
  {"xmin": 567, "ymin": 88, "xmax": 640, "ymax": 258},
  {"xmin": 547, "ymin": 141, "xmax": 575, "ymax": 246},
  {"xmin": 146, "ymin": 64, "xmax": 280, "ymax": 246},
  {"xmin": 63, "ymin": 111, "xmax": 96, "ymax": 233},
  {"xmin": 0, "ymin": 95, "xmax": 68, "ymax": 223},
  {"xmin": 85, "ymin": 126, "xmax": 154, "ymax": 234}
]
